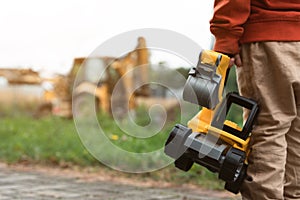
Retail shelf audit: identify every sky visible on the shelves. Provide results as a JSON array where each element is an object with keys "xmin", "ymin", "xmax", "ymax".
[{"xmin": 0, "ymin": 0, "xmax": 214, "ymax": 75}]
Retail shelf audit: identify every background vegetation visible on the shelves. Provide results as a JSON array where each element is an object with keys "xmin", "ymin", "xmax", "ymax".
[{"xmin": 0, "ymin": 67, "xmax": 241, "ymax": 190}]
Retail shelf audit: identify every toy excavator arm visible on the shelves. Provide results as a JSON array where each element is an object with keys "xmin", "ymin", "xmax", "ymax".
[
  {"xmin": 183, "ymin": 50, "xmax": 230, "ymax": 110},
  {"xmin": 182, "ymin": 50, "xmax": 230, "ymax": 133}
]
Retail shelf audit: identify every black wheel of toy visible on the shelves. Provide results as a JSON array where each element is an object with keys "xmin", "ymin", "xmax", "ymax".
[
  {"xmin": 219, "ymin": 147, "xmax": 246, "ymax": 182},
  {"xmin": 224, "ymin": 164, "xmax": 247, "ymax": 194},
  {"xmin": 174, "ymin": 154, "xmax": 193, "ymax": 172}
]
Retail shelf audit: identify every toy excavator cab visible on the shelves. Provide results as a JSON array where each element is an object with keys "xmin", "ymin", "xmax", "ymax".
[{"xmin": 211, "ymin": 92, "xmax": 259, "ymax": 140}]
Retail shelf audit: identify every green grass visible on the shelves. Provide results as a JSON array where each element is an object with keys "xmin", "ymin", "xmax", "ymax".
[
  {"xmin": 0, "ymin": 112, "xmax": 224, "ymax": 189},
  {"xmin": 0, "ymin": 66, "xmax": 243, "ymax": 191},
  {"xmin": 0, "ymin": 115, "xmax": 97, "ymax": 166}
]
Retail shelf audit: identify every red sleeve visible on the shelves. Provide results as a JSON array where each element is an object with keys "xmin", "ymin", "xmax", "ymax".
[{"xmin": 210, "ymin": 0, "xmax": 251, "ymax": 55}]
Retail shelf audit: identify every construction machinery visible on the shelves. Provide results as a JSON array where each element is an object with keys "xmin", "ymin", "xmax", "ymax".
[
  {"xmin": 37, "ymin": 37, "xmax": 179, "ymax": 118},
  {"xmin": 35, "ymin": 37, "xmax": 151, "ymax": 118},
  {"xmin": 164, "ymin": 50, "xmax": 259, "ymax": 194},
  {"xmin": 0, "ymin": 68, "xmax": 45, "ymax": 112},
  {"xmin": 0, "ymin": 37, "xmax": 178, "ymax": 119},
  {"xmin": 0, "ymin": 68, "xmax": 70, "ymax": 117},
  {"xmin": 0, "ymin": 68, "xmax": 42, "ymax": 85}
]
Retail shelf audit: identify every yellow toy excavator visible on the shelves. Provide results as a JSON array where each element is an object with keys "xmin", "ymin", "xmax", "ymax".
[{"xmin": 164, "ymin": 50, "xmax": 259, "ymax": 194}]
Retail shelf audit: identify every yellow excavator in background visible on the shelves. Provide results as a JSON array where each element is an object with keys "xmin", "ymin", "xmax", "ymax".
[
  {"xmin": 0, "ymin": 37, "xmax": 178, "ymax": 119},
  {"xmin": 42, "ymin": 37, "xmax": 151, "ymax": 118},
  {"xmin": 0, "ymin": 68, "xmax": 42, "ymax": 85},
  {"xmin": 36, "ymin": 37, "xmax": 178, "ymax": 118}
]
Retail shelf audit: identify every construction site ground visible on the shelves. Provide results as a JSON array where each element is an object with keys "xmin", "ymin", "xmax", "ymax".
[{"xmin": 0, "ymin": 163, "xmax": 242, "ymax": 200}]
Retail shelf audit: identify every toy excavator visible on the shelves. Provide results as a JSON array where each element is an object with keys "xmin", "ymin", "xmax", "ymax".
[{"xmin": 164, "ymin": 50, "xmax": 259, "ymax": 194}]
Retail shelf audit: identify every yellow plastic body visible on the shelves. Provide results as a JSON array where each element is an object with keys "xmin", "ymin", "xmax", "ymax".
[{"xmin": 187, "ymin": 50, "xmax": 250, "ymax": 153}]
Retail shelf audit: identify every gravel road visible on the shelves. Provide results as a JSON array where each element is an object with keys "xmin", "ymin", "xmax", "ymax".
[{"xmin": 0, "ymin": 164, "xmax": 242, "ymax": 200}]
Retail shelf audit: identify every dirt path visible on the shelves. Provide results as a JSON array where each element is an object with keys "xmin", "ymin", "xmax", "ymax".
[{"xmin": 0, "ymin": 163, "xmax": 241, "ymax": 200}]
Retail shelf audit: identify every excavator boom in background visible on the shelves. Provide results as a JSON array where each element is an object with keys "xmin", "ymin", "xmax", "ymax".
[{"xmin": 0, "ymin": 37, "xmax": 178, "ymax": 119}]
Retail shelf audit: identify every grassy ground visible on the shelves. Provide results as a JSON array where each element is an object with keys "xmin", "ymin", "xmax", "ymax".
[
  {"xmin": 0, "ymin": 115, "xmax": 95, "ymax": 166},
  {"xmin": 0, "ymin": 112, "xmax": 224, "ymax": 190},
  {"xmin": 0, "ymin": 68, "xmax": 242, "ymax": 190}
]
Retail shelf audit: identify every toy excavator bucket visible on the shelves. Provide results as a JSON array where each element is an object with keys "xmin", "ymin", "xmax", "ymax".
[{"xmin": 183, "ymin": 51, "xmax": 222, "ymax": 109}]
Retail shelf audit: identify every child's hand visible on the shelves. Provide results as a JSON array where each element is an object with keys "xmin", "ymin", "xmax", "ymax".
[{"xmin": 229, "ymin": 54, "xmax": 242, "ymax": 67}]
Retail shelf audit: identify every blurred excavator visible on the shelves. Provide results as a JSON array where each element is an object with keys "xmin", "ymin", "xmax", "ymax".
[
  {"xmin": 0, "ymin": 37, "xmax": 178, "ymax": 118},
  {"xmin": 0, "ymin": 68, "xmax": 42, "ymax": 85}
]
